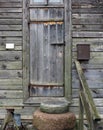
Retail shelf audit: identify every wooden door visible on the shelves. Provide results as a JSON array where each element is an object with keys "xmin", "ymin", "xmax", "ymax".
[{"xmin": 29, "ymin": 0, "xmax": 65, "ymax": 97}]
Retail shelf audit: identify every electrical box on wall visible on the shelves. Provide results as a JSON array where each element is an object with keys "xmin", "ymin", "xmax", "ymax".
[{"xmin": 77, "ymin": 44, "xmax": 90, "ymax": 61}]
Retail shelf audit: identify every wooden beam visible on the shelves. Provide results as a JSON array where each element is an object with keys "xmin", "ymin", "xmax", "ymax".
[
  {"xmin": 64, "ymin": 0, "xmax": 72, "ymax": 100},
  {"xmin": 23, "ymin": 0, "xmax": 30, "ymax": 101},
  {"xmin": 75, "ymin": 60, "xmax": 101, "ymax": 121}
]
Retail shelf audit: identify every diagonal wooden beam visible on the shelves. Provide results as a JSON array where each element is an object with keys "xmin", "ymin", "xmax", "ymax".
[{"xmin": 75, "ymin": 60, "xmax": 101, "ymax": 121}]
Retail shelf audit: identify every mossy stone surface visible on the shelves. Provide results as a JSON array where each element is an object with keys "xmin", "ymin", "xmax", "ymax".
[
  {"xmin": 40, "ymin": 99, "xmax": 70, "ymax": 114},
  {"xmin": 33, "ymin": 109, "xmax": 76, "ymax": 130}
]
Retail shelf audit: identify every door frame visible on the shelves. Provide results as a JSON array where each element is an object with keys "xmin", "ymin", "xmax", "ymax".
[{"xmin": 23, "ymin": 0, "xmax": 72, "ymax": 102}]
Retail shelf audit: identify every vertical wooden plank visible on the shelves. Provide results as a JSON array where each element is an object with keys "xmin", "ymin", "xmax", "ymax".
[
  {"xmin": 23, "ymin": 0, "xmax": 29, "ymax": 101},
  {"xmin": 30, "ymin": 24, "xmax": 38, "ymax": 83},
  {"xmin": 50, "ymin": 45, "xmax": 57, "ymax": 82},
  {"xmin": 57, "ymin": 23, "xmax": 64, "ymax": 43},
  {"xmin": 43, "ymin": 24, "xmax": 49, "ymax": 82},
  {"xmin": 37, "ymin": 23, "xmax": 44, "ymax": 82},
  {"xmin": 50, "ymin": 24, "xmax": 57, "ymax": 44},
  {"xmin": 64, "ymin": 0, "xmax": 72, "ymax": 100}
]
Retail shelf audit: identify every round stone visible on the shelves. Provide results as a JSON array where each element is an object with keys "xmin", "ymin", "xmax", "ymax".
[
  {"xmin": 40, "ymin": 99, "xmax": 70, "ymax": 114},
  {"xmin": 33, "ymin": 109, "xmax": 76, "ymax": 130}
]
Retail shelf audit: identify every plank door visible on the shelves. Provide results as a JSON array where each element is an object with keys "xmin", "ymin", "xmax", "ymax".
[{"xmin": 29, "ymin": 0, "xmax": 64, "ymax": 97}]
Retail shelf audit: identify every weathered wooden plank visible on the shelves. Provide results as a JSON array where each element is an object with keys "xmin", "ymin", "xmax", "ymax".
[
  {"xmin": 73, "ymin": 69, "xmax": 103, "ymax": 81},
  {"xmin": 72, "ymin": 78, "xmax": 103, "ymax": 89},
  {"xmin": 73, "ymin": 24, "xmax": 103, "ymax": 31},
  {"xmin": 73, "ymin": 38, "xmax": 103, "ymax": 52},
  {"xmin": 0, "ymin": 31, "xmax": 22, "ymax": 37},
  {"xmin": 73, "ymin": 42, "xmax": 103, "ymax": 52},
  {"xmin": 56, "ymin": 46, "xmax": 64, "ymax": 83},
  {"xmin": 30, "ymin": 24, "xmax": 38, "ymax": 83},
  {"xmin": 0, "ymin": 99, "xmax": 23, "ymax": 107},
  {"xmin": 0, "ymin": 90, "xmax": 23, "ymax": 99},
  {"xmin": 0, "ymin": 8, "xmax": 22, "ymax": 13},
  {"xmin": 72, "ymin": 8, "xmax": 103, "ymax": 14},
  {"xmin": 0, "ymin": 51, "xmax": 22, "ymax": 61},
  {"xmin": 30, "ymin": 8, "xmax": 64, "ymax": 21},
  {"xmin": 72, "ymin": 32, "xmax": 103, "ymax": 38},
  {"xmin": 69, "ymin": 107, "xmax": 103, "ymax": 118},
  {"xmin": 0, "ymin": 13, "xmax": 22, "ymax": 19},
  {"xmin": 23, "ymin": 0, "xmax": 30, "ymax": 100},
  {"xmin": 30, "ymin": 0, "xmax": 46, "ymax": 4},
  {"xmin": 0, "ymin": 0, "xmax": 22, "ymax": 2},
  {"xmin": 73, "ymin": 19, "xmax": 103, "ymax": 26},
  {"xmin": 73, "ymin": 52, "xmax": 103, "ymax": 63},
  {"xmin": 43, "ymin": 24, "xmax": 50, "ymax": 82},
  {"xmin": 0, "ymin": 2, "xmax": 22, "ymax": 8},
  {"xmin": 0, "ymin": 25, "xmax": 22, "ymax": 31},
  {"xmin": 75, "ymin": 60, "xmax": 102, "ymax": 120},
  {"xmin": 72, "ymin": 0, "xmax": 103, "ymax": 5},
  {"xmin": 71, "ymin": 98, "xmax": 103, "ymax": 107},
  {"xmin": 0, "ymin": 45, "xmax": 22, "ymax": 51},
  {"xmin": 37, "ymin": 24, "xmax": 44, "ymax": 82},
  {"xmin": 0, "ymin": 85, "xmax": 22, "ymax": 90},
  {"xmin": 72, "ymin": 14, "xmax": 103, "ymax": 25},
  {"xmin": 0, "ymin": 70, "xmax": 22, "ymax": 79},
  {"xmin": 50, "ymin": 45, "xmax": 57, "ymax": 82},
  {"xmin": 30, "ymin": 86, "xmax": 63, "ymax": 97},
  {"xmin": 0, "ymin": 79, "xmax": 22, "ymax": 85},
  {"xmin": 0, "ymin": 37, "xmax": 22, "ymax": 42},
  {"xmin": 0, "ymin": 19, "xmax": 22, "ymax": 25},
  {"xmin": 65, "ymin": 0, "xmax": 72, "ymax": 99},
  {"xmin": 73, "ymin": 89, "xmax": 103, "ymax": 98}
]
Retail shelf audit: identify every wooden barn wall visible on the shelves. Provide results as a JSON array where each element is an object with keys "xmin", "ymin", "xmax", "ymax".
[
  {"xmin": 71, "ymin": 0, "xmax": 103, "ymax": 116},
  {"xmin": 0, "ymin": 0, "xmax": 23, "ymax": 107}
]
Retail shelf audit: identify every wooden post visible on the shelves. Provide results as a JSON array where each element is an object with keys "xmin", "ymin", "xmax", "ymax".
[{"xmin": 64, "ymin": 0, "xmax": 72, "ymax": 100}]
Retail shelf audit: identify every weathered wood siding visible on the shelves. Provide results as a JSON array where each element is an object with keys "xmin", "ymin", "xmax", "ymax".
[
  {"xmin": 71, "ymin": 0, "xmax": 103, "ymax": 115},
  {"xmin": 0, "ymin": 0, "xmax": 23, "ymax": 106}
]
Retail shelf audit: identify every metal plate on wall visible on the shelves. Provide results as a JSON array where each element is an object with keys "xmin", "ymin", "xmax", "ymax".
[{"xmin": 77, "ymin": 44, "xmax": 90, "ymax": 61}]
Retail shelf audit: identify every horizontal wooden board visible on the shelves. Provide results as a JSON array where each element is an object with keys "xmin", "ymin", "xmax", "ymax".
[
  {"xmin": 0, "ymin": 25, "xmax": 22, "ymax": 31},
  {"xmin": 0, "ymin": 99, "xmax": 23, "ymax": 107},
  {"xmin": 0, "ymin": 2, "xmax": 22, "ymax": 8},
  {"xmin": 72, "ymin": 78, "xmax": 103, "ymax": 89},
  {"xmin": 0, "ymin": 70, "xmax": 22, "ymax": 79},
  {"xmin": 0, "ymin": 90, "xmax": 23, "ymax": 99},
  {"xmin": 72, "ymin": 14, "xmax": 103, "ymax": 25},
  {"xmin": 72, "ymin": 31, "xmax": 103, "ymax": 38},
  {"xmin": 0, "ymin": 45, "xmax": 22, "ymax": 51},
  {"xmin": 0, "ymin": 85, "xmax": 22, "ymax": 90},
  {"xmin": 30, "ymin": 86, "xmax": 64, "ymax": 97},
  {"xmin": 0, "ymin": 19, "xmax": 22, "ymax": 25},
  {"xmin": 72, "ymin": 52, "xmax": 103, "ymax": 68},
  {"xmin": 0, "ymin": 8, "xmax": 22, "ymax": 13},
  {"xmin": 0, "ymin": 79, "xmax": 22, "ymax": 85},
  {"xmin": 72, "ymin": 39, "xmax": 103, "ymax": 52},
  {"xmin": 0, "ymin": 0, "xmax": 22, "ymax": 2},
  {"xmin": 72, "ymin": 24, "xmax": 103, "ymax": 31},
  {"xmin": 30, "ymin": 8, "xmax": 64, "ymax": 21},
  {"xmin": 72, "ymin": 0, "xmax": 103, "ymax": 5},
  {"xmin": 72, "ymin": 8, "xmax": 103, "ymax": 14},
  {"xmin": 72, "ymin": 89, "xmax": 103, "ymax": 98},
  {"xmin": 0, "ymin": 31, "xmax": 22, "ymax": 36},
  {"xmin": 71, "ymin": 98, "xmax": 103, "ymax": 107},
  {"xmin": 69, "ymin": 106, "xmax": 103, "ymax": 115},
  {"xmin": 0, "ymin": 13, "xmax": 22, "ymax": 19},
  {"xmin": 0, "ymin": 51, "xmax": 22, "ymax": 61},
  {"xmin": 72, "ymin": 69, "xmax": 103, "ymax": 81},
  {"xmin": 0, "ymin": 37, "xmax": 22, "ymax": 42}
]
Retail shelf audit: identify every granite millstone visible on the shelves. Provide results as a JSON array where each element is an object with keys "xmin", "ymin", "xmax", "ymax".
[
  {"xmin": 40, "ymin": 99, "xmax": 70, "ymax": 114},
  {"xmin": 33, "ymin": 109, "xmax": 76, "ymax": 130}
]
